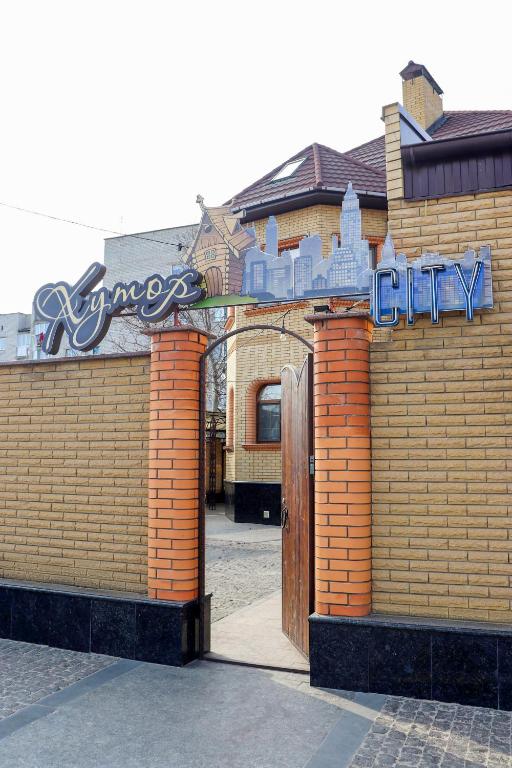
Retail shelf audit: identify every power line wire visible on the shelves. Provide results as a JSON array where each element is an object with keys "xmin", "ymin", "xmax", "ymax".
[{"xmin": 0, "ymin": 200, "xmax": 192, "ymax": 250}]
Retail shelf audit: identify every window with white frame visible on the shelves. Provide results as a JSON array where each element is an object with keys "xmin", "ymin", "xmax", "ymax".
[{"xmin": 16, "ymin": 333, "xmax": 31, "ymax": 358}]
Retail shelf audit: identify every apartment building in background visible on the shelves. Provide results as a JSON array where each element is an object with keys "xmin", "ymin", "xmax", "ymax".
[
  {"xmin": 100, "ymin": 223, "xmax": 197, "ymax": 354},
  {"xmin": 0, "ymin": 312, "xmax": 32, "ymax": 362}
]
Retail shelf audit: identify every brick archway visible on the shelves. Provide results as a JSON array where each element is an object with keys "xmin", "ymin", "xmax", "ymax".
[{"xmin": 146, "ymin": 313, "xmax": 372, "ymax": 661}]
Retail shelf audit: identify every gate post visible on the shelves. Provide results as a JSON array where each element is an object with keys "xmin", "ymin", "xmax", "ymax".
[
  {"xmin": 146, "ymin": 325, "xmax": 210, "ymax": 601},
  {"xmin": 306, "ymin": 311, "xmax": 373, "ymax": 617}
]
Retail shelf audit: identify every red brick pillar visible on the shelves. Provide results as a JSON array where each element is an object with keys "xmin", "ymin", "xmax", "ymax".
[
  {"xmin": 146, "ymin": 326, "xmax": 210, "ymax": 601},
  {"xmin": 306, "ymin": 312, "xmax": 373, "ymax": 617}
]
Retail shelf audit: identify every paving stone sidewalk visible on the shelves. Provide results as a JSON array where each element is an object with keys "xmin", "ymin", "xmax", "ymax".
[
  {"xmin": 0, "ymin": 639, "xmax": 512, "ymax": 766},
  {"xmin": 348, "ymin": 696, "xmax": 512, "ymax": 768},
  {"xmin": 0, "ymin": 639, "xmax": 113, "ymax": 719}
]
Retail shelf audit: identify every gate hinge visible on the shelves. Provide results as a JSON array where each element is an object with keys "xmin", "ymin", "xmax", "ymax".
[{"xmin": 309, "ymin": 455, "xmax": 315, "ymax": 476}]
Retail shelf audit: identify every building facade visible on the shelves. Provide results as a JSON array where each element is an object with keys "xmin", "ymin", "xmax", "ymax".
[
  {"xmin": 224, "ymin": 186, "xmax": 387, "ymax": 523},
  {"xmin": 222, "ymin": 61, "xmax": 512, "ymax": 532},
  {"xmin": 0, "ymin": 59, "xmax": 511, "ymax": 709},
  {"xmin": 0, "ymin": 312, "xmax": 32, "ymax": 362},
  {"xmin": 101, "ymin": 223, "xmax": 197, "ymax": 354}
]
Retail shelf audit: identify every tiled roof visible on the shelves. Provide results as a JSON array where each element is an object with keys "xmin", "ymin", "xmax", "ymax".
[
  {"xmin": 345, "ymin": 136, "xmax": 386, "ymax": 171},
  {"xmin": 229, "ymin": 111, "xmax": 512, "ymax": 212},
  {"xmin": 430, "ymin": 110, "xmax": 512, "ymax": 139},
  {"xmin": 346, "ymin": 110, "xmax": 512, "ymax": 173},
  {"xmin": 229, "ymin": 143, "xmax": 386, "ymax": 211}
]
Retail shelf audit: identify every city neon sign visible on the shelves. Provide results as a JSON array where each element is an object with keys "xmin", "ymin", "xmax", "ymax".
[{"xmin": 370, "ymin": 236, "xmax": 492, "ymax": 327}]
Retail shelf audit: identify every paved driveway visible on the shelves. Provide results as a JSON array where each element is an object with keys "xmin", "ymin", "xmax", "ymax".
[
  {"xmin": 1, "ymin": 639, "xmax": 512, "ymax": 767},
  {"xmin": 0, "ymin": 642, "xmax": 382, "ymax": 768}
]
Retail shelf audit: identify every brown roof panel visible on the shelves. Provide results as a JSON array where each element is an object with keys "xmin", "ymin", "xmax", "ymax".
[
  {"xmin": 430, "ymin": 110, "xmax": 512, "ymax": 139},
  {"xmin": 345, "ymin": 135, "xmax": 386, "ymax": 171},
  {"xmin": 229, "ymin": 142, "xmax": 385, "ymax": 211},
  {"xmin": 229, "ymin": 110, "xmax": 512, "ymax": 213}
]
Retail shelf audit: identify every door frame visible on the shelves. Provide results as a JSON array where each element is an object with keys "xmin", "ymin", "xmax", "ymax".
[{"xmin": 198, "ymin": 324, "xmax": 313, "ymax": 657}]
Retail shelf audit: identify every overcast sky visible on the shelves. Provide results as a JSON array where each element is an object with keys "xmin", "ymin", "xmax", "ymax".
[{"xmin": 0, "ymin": 0, "xmax": 509, "ymax": 313}]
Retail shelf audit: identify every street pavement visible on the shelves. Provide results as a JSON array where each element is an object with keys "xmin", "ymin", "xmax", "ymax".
[
  {"xmin": 0, "ymin": 640, "xmax": 511, "ymax": 767},
  {"xmin": 1, "ymin": 515, "xmax": 511, "ymax": 766},
  {"xmin": 0, "ymin": 647, "xmax": 382, "ymax": 768},
  {"xmin": 349, "ymin": 696, "xmax": 512, "ymax": 768}
]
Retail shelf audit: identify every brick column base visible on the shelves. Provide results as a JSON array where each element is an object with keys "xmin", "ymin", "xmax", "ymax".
[
  {"xmin": 306, "ymin": 312, "xmax": 373, "ymax": 617},
  {"xmin": 147, "ymin": 326, "xmax": 210, "ymax": 601}
]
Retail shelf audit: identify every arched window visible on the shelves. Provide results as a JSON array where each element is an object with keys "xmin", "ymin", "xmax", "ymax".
[{"xmin": 257, "ymin": 384, "xmax": 281, "ymax": 443}]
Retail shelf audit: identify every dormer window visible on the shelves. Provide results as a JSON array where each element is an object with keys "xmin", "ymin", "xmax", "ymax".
[{"xmin": 271, "ymin": 158, "xmax": 306, "ymax": 182}]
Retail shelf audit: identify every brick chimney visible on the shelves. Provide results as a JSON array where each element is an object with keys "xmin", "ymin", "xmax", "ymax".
[{"xmin": 400, "ymin": 61, "xmax": 443, "ymax": 130}]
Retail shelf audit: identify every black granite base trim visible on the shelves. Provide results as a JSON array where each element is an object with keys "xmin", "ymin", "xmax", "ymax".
[
  {"xmin": 310, "ymin": 613, "xmax": 512, "ymax": 711},
  {"xmin": 0, "ymin": 581, "xmax": 200, "ymax": 666},
  {"xmin": 224, "ymin": 481, "xmax": 281, "ymax": 525}
]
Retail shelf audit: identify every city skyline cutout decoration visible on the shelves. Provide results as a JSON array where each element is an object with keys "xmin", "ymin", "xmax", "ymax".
[
  {"xmin": 186, "ymin": 184, "xmax": 372, "ymax": 307},
  {"xmin": 32, "ymin": 183, "xmax": 494, "ymax": 354},
  {"xmin": 185, "ymin": 186, "xmax": 493, "ymax": 326}
]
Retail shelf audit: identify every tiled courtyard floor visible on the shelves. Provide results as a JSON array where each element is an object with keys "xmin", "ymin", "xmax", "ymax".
[
  {"xmin": 0, "ymin": 638, "xmax": 511, "ymax": 766},
  {"xmin": 206, "ymin": 509, "xmax": 281, "ymax": 622}
]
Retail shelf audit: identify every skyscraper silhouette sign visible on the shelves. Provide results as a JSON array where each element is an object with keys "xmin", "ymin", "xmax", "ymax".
[{"xmin": 33, "ymin": 184, "xmax": 493, "ymax": 354}]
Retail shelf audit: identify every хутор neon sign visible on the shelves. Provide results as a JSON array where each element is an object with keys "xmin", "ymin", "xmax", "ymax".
[
  {"xmin": 370, "ymin": 235, "xmax": 493, "ymax": 327},
  {"xmin": 33, "ymin": 262, "xmax": 204, "ymax": 354}
]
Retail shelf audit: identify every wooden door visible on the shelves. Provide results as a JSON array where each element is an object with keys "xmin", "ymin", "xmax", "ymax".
[
  {"xmin": 204, "ymin": 267, "xmax": 223, "ymax": 298},
  {"xmin": 281, "ymin": 354, "xmax": 314, "ymax": 657}
]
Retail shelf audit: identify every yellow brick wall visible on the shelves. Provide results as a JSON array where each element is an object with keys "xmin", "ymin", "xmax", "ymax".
[
  {"xmin": 225, "ymin": 302, "xmax": 314, "ymax": 482},
  {"xmin": 0, "ymin": 354, "xmax": 150, "ymax": 593},
  {"xmin": 226, "ymin": 203, "xmax": 387, "ymax": 484},
  {"xmin": 371, "ymin": 189, "xmax": 512, "ymax": 623},
  {"xmin": 250, "ymin": 204, "xmax": 388, "ymax": 255},
  {"xmin": 383, "ymin": 103, "xmax": 404, "ymax": 201},
  {"xmin": 402, "ymin": 76, "xmax": 443, "ymax": 130}
]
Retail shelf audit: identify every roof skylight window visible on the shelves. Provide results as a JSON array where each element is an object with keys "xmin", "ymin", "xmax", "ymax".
[{"xmin": 271, "ymin": 157, "xmax": 306, "ymax": 181}]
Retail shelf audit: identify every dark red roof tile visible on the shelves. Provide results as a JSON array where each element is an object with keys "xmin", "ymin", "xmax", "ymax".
[
  {"xmin": 229, "ymin": 143, "xmax": 385, "ymax": 211},
  {"xmin": 346, "ymin": 111, "xmax": 512, "ymax": 173},
  {"xmin": 431, "ymin": 110, "xmax": 512, "ymax": 139},
  {"xmin": 345, "ymin": 136, "xmax": 386, "ymax": 171},
  {"xmin": 229, "ymin": 110, "xmax": 512, "ymax": 211}
]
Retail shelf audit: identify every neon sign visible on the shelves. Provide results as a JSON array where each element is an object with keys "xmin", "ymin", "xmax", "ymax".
[
  {"xmin": 370, "ymin": 235, "xmax": 492, "ymax": 327},
  {"xmin": 33, "ymin": 262, "xmax": 204, "ymax": 354},
  {"xmin": 33, "ymin": 183, "xmax": 494, "ymax": 355}
]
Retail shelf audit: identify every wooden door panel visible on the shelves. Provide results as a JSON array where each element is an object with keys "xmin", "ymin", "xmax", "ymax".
[{"xmin": 281, "ymin": 354, "xmax": 313, "ymax": 657}]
